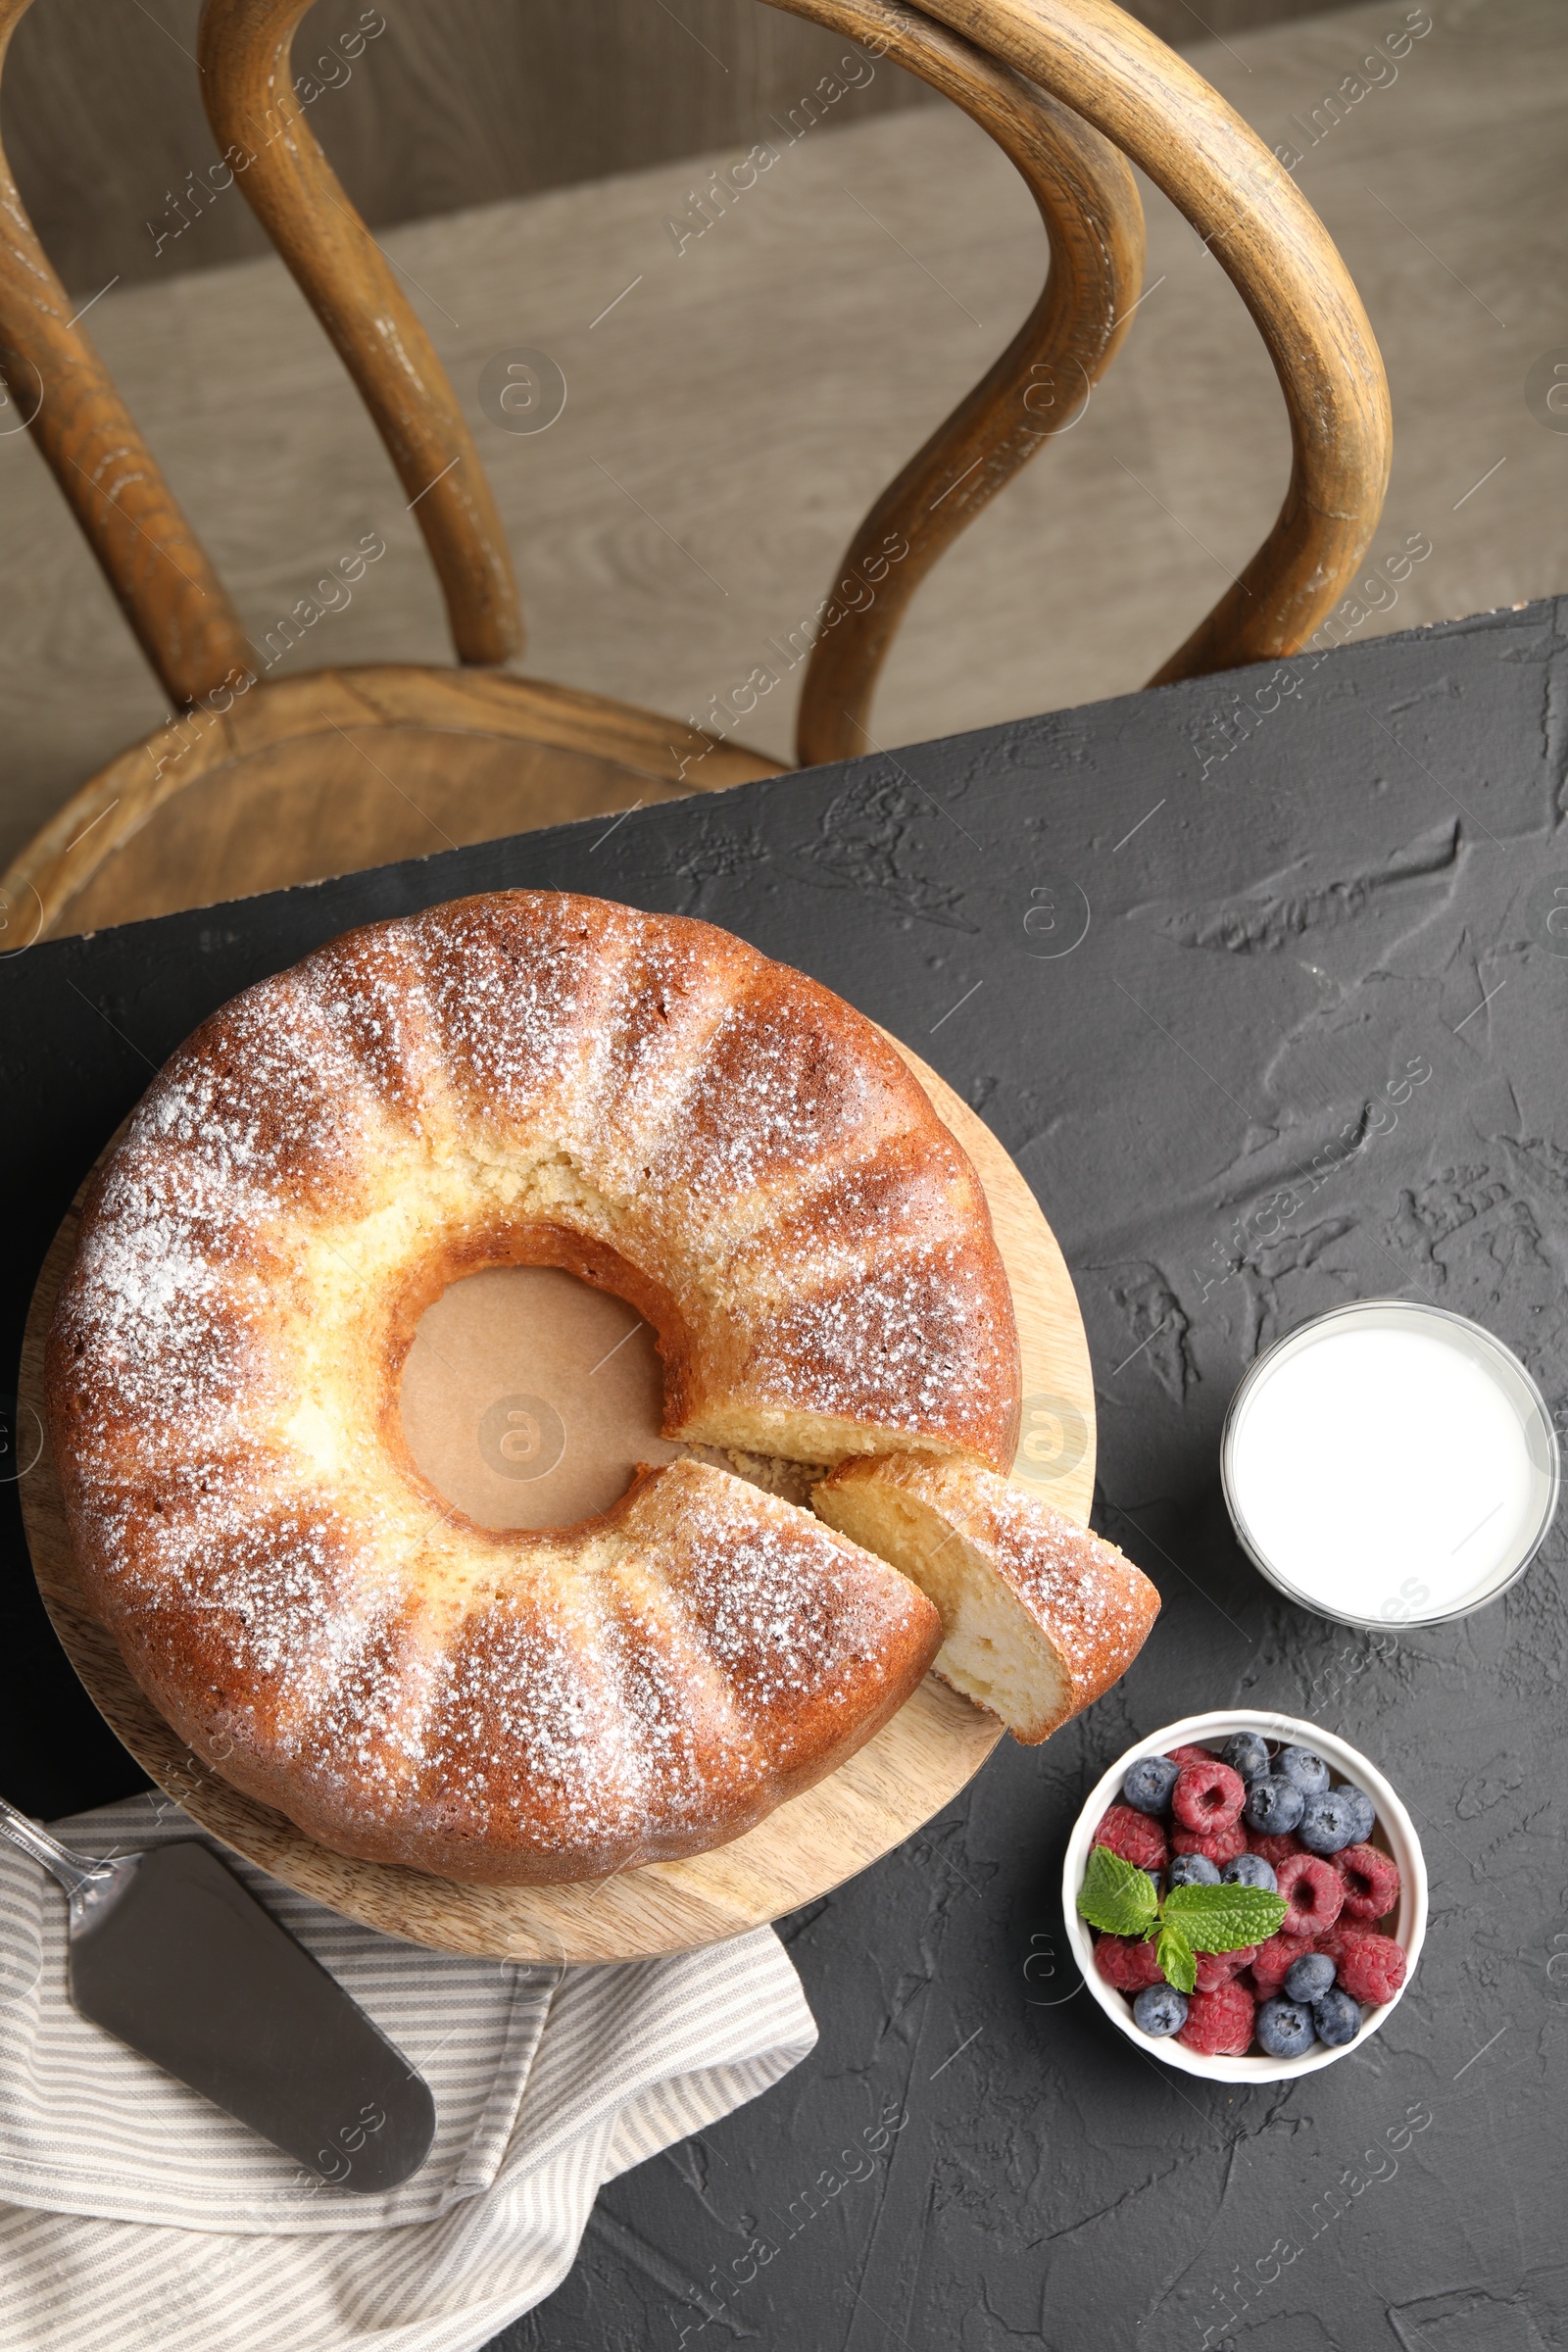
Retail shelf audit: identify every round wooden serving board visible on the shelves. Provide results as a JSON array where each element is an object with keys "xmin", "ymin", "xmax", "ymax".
[{"xmin": 21, "ymin": 1037, "xmax": 1094, "ymax": 1962}]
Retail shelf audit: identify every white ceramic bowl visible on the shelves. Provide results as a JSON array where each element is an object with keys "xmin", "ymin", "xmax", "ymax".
[{"xmin": 1062, "ymin": 1709, "xmax": 1428, "ymax": 2083}]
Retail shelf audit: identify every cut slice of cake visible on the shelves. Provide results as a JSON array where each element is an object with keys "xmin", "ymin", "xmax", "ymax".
[{"xmin": 813, "ymin": 1454, "xmax": 1159, "ymax": 1743}]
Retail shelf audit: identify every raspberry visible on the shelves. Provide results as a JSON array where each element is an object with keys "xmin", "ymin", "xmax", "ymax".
[
  {"xmin": 1094, "ymin": 1934, "xmax": 1165, "ymax": 1992},
  {"xmin": 1335, "ymin": 1842, "xmax": 1400, "ymax": 1923},
  {"xmin": 1177, "ymin": 1982, "xmax": 1255, "ymax": 2056},
  {"xmin": 1250, "ymin": 1831, "xmax": 1304, "ymax": 1869},
  {"xmin": 1092, "ymin": 1804, "xmax": 1167, "ymax": 1872},
  {"xmin": 1171, "ymin": 1821, "xmax": 1248, "ymax": 1866},
  {"xmin": 1172, "ymin": 1758, "xmax": 1248, "ymax": 1834},
  {"xmin": 1336, "ymin": 1928, "xmax": 1407, "ymax": 2006},
  {"xmin": 1250, "ymin": 1933, "xmax": 1319, "ymax": 1997},
  {"xmin": 1276, "ymin": 1853, "xmax": 1345, "ymax": 1937},
  {"xmin": 1194, "ymin": 1944, "xmax": 1257, "ymax": 1992},
  {"xmin": 1166, "ymin": 1743, "xmax": 1216, "ymax": 1767}
]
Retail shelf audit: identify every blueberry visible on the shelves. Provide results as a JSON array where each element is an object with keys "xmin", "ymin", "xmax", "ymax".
[
  {"xmin": 1221, "ymin": 1852, "xmax": 1277, "ymax": 1891},
  {"xmin": 1166, "ymin": 1852, "xmax": 1221, "ymax": 1887},
  {"xmin": 1277, "ymin": 1745, "xmax": 1332, "ymax": 1795},
  {"xmin": 1255, "ymin": 1996, "xmax": 1317, "ymax": 2059},
  {"xmin": 1222, "ymin": 1731, "xmax": 1271, "ymax": 1784},
  {"xmin": 1133, "ymin": 1984, "xmax": 1189, "ymax": 2038},
  {"xmin": 1245, "ymin": 1774, "xmax": 1306, "ymax": 1835},
  {"xmin": 1284, "ymin": 1951, "xmax": 1337, "ymax": 2002},
  {"xmin": 1298, "ymin": 1785, "xmax": 1375, "ymax": 1856},
  {"xmin": 1122, "ymin": 1754, "xmax": 1181, "ymax": 1814},
  {"xmin": 1313, "ymin": 1988, "xmax": 1362, "ymax": 2047}
]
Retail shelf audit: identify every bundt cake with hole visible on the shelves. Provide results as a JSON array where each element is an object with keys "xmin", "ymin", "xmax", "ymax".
[
  {"xmin": 46, "ymin": 890, "xmax": 1020, "ymax": 1882},
  {"xmin": 814, "ymin": 1454, "xmax": 1159, "ymax": 1743}
]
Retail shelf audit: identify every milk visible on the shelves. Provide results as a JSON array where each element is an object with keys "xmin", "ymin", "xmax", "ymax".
[{"xmin": 1222, "ymin": 1304, "xmax": 1557, "ymax": 1625}]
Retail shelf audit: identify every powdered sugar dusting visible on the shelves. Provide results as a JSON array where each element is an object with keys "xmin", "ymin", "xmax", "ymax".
[
  {"xmin": 746, "ymin": 1243, "xmax": 1015, "ymax": 1442},
  {"xmin": 650, "ymin": 1468, "xmax": 906, "ymax": 1712},
  {"xmin": 976, "ymin": 1479, "xmax": 1157, "ymax": 1675},
  {"xmin": 47, "ymin": 889, "xmax": 1004, "ymax": 1881}
]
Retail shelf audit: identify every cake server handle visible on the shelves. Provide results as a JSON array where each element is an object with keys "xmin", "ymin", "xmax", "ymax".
[{"xmin": 0, "ymin": 1795, "xmax": 116, "ymax": 1901}]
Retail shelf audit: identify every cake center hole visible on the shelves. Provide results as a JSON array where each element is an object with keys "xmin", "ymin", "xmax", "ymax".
[{"xmin": 399, "ymin": 1265, "xmax": 679, "ymax": 1532}]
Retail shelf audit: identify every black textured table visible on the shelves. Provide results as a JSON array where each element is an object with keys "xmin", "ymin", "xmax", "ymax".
[{"xmin": 4, "ymin": 602, "xmax": 1563, "ymax": 2352}]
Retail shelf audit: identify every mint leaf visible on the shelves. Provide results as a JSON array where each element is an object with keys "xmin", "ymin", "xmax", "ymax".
[
  {"xmin": 1076, "ymin": 1844, "xmax": 1159, "ymax": 1938},
  {"xmin": 1156, "ymin": 1923, "xmax": 1197, "ymax": 1994},
  {"xmin": 1163, "ymin": 1883, "xmax": 1288, "ymax": 1952}
]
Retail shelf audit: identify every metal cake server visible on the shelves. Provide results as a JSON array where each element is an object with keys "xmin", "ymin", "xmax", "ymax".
[{"xmin": 0, "ymin": 1797, "xmax": 436, "ymax": 2191}]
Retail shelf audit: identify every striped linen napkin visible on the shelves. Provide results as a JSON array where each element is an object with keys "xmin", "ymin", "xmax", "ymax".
[{"xmin": 0, "ymin": 1794, "xmax": 815, "ymax": 2352}]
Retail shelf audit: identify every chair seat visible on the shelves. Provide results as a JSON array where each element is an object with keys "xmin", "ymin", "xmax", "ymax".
[{"xmin": 3, "ymin": 666, "xmax": 783, "ymax": 941}]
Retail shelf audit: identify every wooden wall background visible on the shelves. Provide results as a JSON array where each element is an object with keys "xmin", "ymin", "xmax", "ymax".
[{"xmin": 5, "ymin": 0, "xmax": 1342, "ymax": 294}]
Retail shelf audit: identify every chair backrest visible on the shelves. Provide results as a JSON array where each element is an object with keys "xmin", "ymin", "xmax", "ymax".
[
  {"xmin": 0, "ymin": 0, "xmax": 253, "ymax": 709},
  {"xmin": 0, "ymin": 0, "xmax": 1389, "ymax": 766}
]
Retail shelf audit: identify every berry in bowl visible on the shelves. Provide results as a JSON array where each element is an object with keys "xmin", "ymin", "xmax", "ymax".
[{"xmin": 1061, "ymin": 1711, "xmax": 1426, "ymax": 2082}]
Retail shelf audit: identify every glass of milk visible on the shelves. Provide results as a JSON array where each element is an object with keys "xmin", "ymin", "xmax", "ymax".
[{"xmin": 1221, "ymin": 1300, "xmax": 1559, "ymax": 1627}]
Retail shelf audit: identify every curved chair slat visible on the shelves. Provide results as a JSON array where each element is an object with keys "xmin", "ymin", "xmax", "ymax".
[
  {"xmin": 919, "ymin": 0, "xmax": 1392, "ymax": 681},
  {"xmin": 196, "ymin": 0, "xmax": 523, "ymax": 668},
  {"xmin": 780, "ymin": 0, "xmax": 1146, "ymax": 769},
  {"xmin": 0, "ymin": 0, "xmax": 253, "ymax": 706},
  {"xmin": 192, "ymin": 0, "xmax": 1387, "ymax": 738}
]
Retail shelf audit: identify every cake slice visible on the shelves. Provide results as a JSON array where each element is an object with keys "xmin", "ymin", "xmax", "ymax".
[{"xmin": 812, "ymin": 1454, "xmax": 1158, "ymax": 1743}]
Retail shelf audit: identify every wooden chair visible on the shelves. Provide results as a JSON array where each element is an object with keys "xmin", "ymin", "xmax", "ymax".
[{"xmin": 0, "ymin": 0, "xmax": 1390, "ymax": 943}]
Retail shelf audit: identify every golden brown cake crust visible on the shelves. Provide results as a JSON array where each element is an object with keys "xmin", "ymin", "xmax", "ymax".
[{"xmin": 45, "ymin": 890, "xmax": 1014, "ymax": 1882}]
